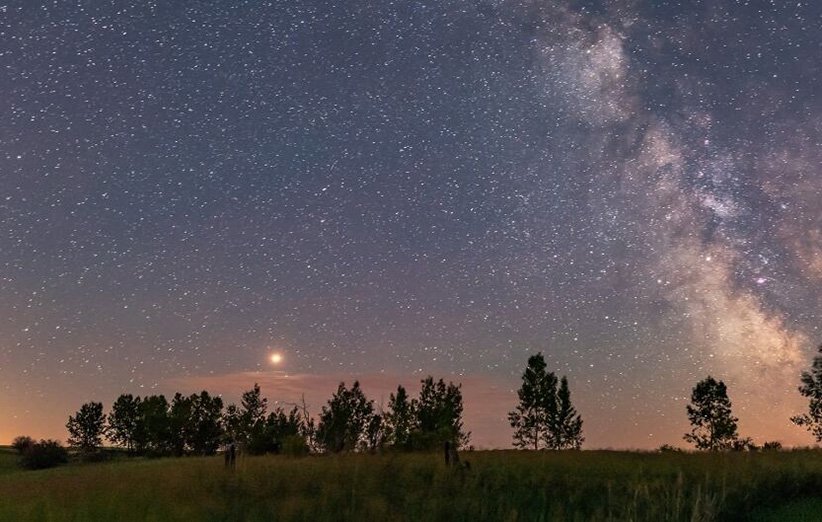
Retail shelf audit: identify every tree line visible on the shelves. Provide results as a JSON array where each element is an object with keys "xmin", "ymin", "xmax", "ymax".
[
  {"xmin": 11, "ymin": 344, "xmax": 822, "ymax": 469},
  {"xmin": 53, "ymin": 376, "xmax": 469, "ymax": 460}
]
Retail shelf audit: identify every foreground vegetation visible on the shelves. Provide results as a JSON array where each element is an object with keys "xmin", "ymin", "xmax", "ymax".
[{"xmin": 2, "ymin": 448, "xmax": 822, "ymax": 521}]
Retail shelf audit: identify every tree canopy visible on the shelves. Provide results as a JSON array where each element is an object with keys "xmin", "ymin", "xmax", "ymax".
[
  {"xmin": 66, "ymin": 401, "xmax": 106, "ymax": 453},
  {"xmin": 683, "ymin": 376, "xmax": 739, "ymax": 451},
  {"xmin": 791, "ymin": 344, "xmax": 822, "ymax": 441}
]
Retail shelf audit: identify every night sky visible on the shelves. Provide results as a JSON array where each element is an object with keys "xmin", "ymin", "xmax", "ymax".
[{"xmin": 1, "ymin": 1, "xmax": 820, "ymax": 449}]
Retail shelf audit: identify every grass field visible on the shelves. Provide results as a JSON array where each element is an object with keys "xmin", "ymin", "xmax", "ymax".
[{"xmin": 1, "ymin": 448, "xmax": 822, "ymax": 521}]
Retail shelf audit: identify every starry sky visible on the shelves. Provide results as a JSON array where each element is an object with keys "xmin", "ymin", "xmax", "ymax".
[{"xmin": 1, "ymin": 1, "xmax": 820, "ymax": 449}]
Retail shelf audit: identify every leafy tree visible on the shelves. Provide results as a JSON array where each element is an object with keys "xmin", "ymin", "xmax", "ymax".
[
  {"xmin": 683, "ymin": 376, "xmax": 739, "ymax": 451},
  {"xmin": 245, "ymin": 404, "xmax": 309, "ymax": 455},
  {"xmin": 137, "ymin": 395, "xmax": 171, "ymax": 455},
  {"xmin": 509, "ymin": 353, "xmax": 556, "ymax": 450},
  {"xmin": 412, "ymin": 376, "xmax": 469, "ymax": 450},
  {"xmin": 384, "ymin": 385, "xmax": 415, "ymax": 449},
  {"xmin": 791, "ymin": 344, "xmax": 822, "ymax": 441},
  {"xmin": 187, "ymin": 391, "xmax": 224, "ymax": 455},
  {"xmin": 260, "ymin": 404, "xmax": 310, "ymax": 455},
  {"xmin": 221, "ymin": 403, "xmax": 243, "ymax": 445},
  {"xmin": 168, "ymin": 393, "xmax": 194, "ymax": 456},
  {"xmin": 18, "ymin": 439, "xmax": 68, "ymax": 470},
  {"xmin": 242, "ymin": 383, "xmax": 268, "ymax": 428},
  {"xmin": 66, "ymin": 402, "xmax": 106, "ymax": 453},
  {"xmin": 267, "ymin": 406, "xmax": 306, "ymax": 453},
  {"xmin": 317, "ymin": 381, "xmax": 375, "ymax": 452},
  {"xmin": 107, "ymin": 394, "xmax": 141, "ymax": 453},
  {"xmin": 241, "ymin": 383, "xmax": 268, "ymax": 448},
  {"xmin": 165, "ymin": 391, "xmax": 224, "ymax": 456},
  {"xmin": 267, "ymin": 406, "xmax": 304, "ymax": 439}
]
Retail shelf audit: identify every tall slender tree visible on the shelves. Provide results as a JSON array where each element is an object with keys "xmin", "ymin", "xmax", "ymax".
[
  {"xmin": 384, "ymin": 385, "xmax": 415, "ymax": 449},
  {"xmin": 168, "ymin": 393, "xmax": 194, "ymax": 456},
  {"xmin": 509, "ymin": 353, "xmax": 555, "ymax": 449},
  {"xmin": 684, "ymin": 376, "xmax": 739, "ymax": 450},
  {"xmin": 791, "ymin": 344, "xmax": 822, "ymax": 441},
  {"xmin": 241, "ymin": 383, "xmax": 268, "ymax": 448},
  {"xmin": 554, "ymin": 376, "xmax": 584, "ymax": 449}
]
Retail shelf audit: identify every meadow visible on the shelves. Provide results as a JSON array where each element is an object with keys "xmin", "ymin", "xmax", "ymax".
[{"xmin": 1, "ymin": 447, "xmax": 822, "ymax": 521}]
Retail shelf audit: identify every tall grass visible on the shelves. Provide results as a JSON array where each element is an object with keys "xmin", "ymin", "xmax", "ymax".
[{"xmin": 1, "ymin": 449, "xmax": 821, "ymax": 521}]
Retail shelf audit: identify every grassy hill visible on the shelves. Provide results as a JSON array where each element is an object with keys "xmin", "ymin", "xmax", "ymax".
[{"xmin": 1, "ymin": 449, "xmax": 822, "ymax": 521}]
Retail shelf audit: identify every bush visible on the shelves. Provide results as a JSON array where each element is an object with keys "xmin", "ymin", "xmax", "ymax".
[
  {"xmin": 19, "ymin": 440, "xmax": 69, "ymax": 470},
  {"xmin": 11, "ymin": 435, "xmax": 35, "ymax": 454},
  {"xmin": 281, "ymin": 435, "xmax": 310, "ymax": 456},
  {"xmin": 732, "ymin": 437, "xmax": 758, "ymax": 452},
  {"xmin": 657, "ymin": 444, "xmax": 682, "ymax": 453}
]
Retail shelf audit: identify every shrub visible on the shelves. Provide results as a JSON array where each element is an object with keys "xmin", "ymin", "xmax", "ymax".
[
  {"xmin": 657, "ymin": 444, "xmax": 682, "ymax": 453},
  {"xmin": 11, "ymin": 435, "xmax": 35, "ymax": 454},
  {"xmin": 281, "ymin": 435, "xmax": 310, "ymax": 456},
  {"xmin": 732, "ymin": 437, "xmax": 758, "ymax": 452},
  {"xmin": 19, "ymin": 440, "xmax": 69, "ymax": 470}
]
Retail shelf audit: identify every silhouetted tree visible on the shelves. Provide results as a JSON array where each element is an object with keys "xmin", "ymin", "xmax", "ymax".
[
  {"xmin": 221, "ymin": 403, "xmax": 243, "ymax": 445},
  {"xmin": 265, "ymin": 405, "xmax": 306, "ymax": 454},
  {"xmin": 107, "ymin": 394, "xmax": 142, "ymax": 453},
  {"xmin": 366, "ymin": 414, "xmax": 384, "ymax": 452},
  {"xmin": 317, "ymin": 381, "xmax": 375, "ymax": 452},
  {"xmin": 245, "ymin": 403, "xmax": 305, "ymax": 455},
  {"xmin": 164, "ymin": 391, "xmax": 224, "ymax": 456},
  {"xmin": 188, "ymin": 391, "xmax": 224, "ymax": 455},
  {"xmin": 241, "ymin": 383, "xmax": 268, "ymax": 450},
  {"xmin": 66, "ymin": 401, "xmax": 106, "ymax": 453},
  {"xmin": 385, "ymin": 385, "xmax": 415, "ymax": 449},
  {"xmin": 509, "ymin": 353, "xmax": 555, "ymax": 450},
  {"xmin": 411, "ymin": 376, "xmax": 469, "ymax": 450},
  {"xmin": 137, "ymin": 395, "xmax": 171, "ymax": 455},
  {"xmin": 684, "ymin": 376, "xmax": 739, "ymax": 451},
  {"xmin": 168, "ymin": 393, "xmax": 194, "ymax": 456},
  {"xmin": 791, "ymin": 344, "xmax": 822, "ymax": 441},
  {"xmin": 509, "ymin": 354, "xmax": 583, "ymax": 450},
  {"xmin": 553, "ymin": 376, "xmax": 584, "ymax": 449}
]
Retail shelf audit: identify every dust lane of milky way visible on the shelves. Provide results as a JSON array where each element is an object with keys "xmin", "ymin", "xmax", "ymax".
[{"xmin": 0, "ymin": 2, "xmax": 820, "ymax": 448}]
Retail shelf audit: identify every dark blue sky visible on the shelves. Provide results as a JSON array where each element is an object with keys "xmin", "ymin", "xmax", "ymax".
[{"xmin": 1, "ymin": 1, "xmax": 820, "ymax": 448}]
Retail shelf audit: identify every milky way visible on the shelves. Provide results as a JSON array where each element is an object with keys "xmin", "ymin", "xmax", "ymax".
[{"xmin": 1, "ymin": 2, "xmax": 820, "ymax": 448}]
